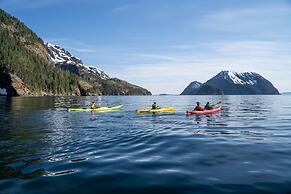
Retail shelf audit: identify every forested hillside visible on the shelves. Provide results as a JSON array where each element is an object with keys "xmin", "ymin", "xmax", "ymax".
[{"xmin": 0, "ymin": 9, "xmax": 151, "ymax": 96}]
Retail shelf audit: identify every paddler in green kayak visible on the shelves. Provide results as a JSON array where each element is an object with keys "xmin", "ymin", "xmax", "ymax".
[{"xmin": 152, "ymin": 102, "xmax": 161, "ymax": 110}]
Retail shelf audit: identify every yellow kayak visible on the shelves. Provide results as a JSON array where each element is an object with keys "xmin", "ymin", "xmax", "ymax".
[
  {"xmin": 68, "ymin": 105, "xmax": 122, "ymax": 112},
  {"xmin": 136, "ymin": 107, "xmax": 175, "ymax": 114}
]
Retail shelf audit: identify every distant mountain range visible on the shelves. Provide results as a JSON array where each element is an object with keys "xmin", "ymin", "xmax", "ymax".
[
  {"xmin": 181, "ymin": 71, "xmax": 280, "ymax": 95},
  {"xmin": 282, "ymin": 92, "xmax": 291, "ymax": 95},
  {"xmin": 0, "ymin": 8, "xmax": 151, "ymax": 96}
]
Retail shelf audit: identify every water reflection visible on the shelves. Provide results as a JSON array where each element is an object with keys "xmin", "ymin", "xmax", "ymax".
[
  {"xmin": 192, "ymin": 113, "xmax": 225, "ymax": 126},
  {"xmin": 0, "ymin": 164, "xmax": 46, "ymax": 179}
]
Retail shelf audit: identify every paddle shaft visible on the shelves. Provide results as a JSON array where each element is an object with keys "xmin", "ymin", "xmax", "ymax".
[{"xmin": 210, "ymin": 101, "xmax": 221, "ymax": 107}]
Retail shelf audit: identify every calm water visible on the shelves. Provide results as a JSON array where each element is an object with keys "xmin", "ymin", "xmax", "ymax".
[{"xmin": 1, "ymin": 95, "xmax": 291, "ymax": 194}]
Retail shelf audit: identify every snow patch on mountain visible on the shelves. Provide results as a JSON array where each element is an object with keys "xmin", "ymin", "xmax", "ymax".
[
  {"xmin": 45, "ymin": 43, "xmax": 109, "ymax": 80},
  {"xmin": 220, "ymin": 71, "xmax": 258, "ymax": 85},
  {"xmin": 190, "ymin": 81, "xmax": 202, "ymax": 88},
  {"xmin": 46, "ymin": 43, "xmax": 78, "ymax": 64},
  {"xmin": 84, "ymin": 65, "xmax": 104, "ymax": 76}
]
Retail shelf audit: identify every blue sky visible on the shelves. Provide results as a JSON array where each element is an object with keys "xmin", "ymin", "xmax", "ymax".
[{"xmin": 1, "ymin": 0, "xmax": 291, "ymax": 94}]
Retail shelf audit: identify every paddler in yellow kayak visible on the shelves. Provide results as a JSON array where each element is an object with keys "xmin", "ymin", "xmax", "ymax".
[
  {"xmin": 91, "ymin": 102, "xmax": 96, "ymax": 109},
  {"xmin": 91, "ymin": 101, "xmax": 101, "ymax": 109},
  {"xmin": 151, "ymin": 102, "xmax": 160, "ymax": 110}
]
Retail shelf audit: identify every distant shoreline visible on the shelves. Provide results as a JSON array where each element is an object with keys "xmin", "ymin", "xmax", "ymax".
[{"xmin": 1, "ymin": 94, "xmax": 288, "ymax": 98}]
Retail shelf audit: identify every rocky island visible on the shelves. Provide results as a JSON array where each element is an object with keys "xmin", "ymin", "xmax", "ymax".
[{"xmin": 181, "ymin": 71, "xmax": 280, "ymax": 95}]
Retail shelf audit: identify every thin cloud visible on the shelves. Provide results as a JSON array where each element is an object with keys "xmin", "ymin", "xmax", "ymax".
[
  {"xmin": 110, "ymin": 4, "xmax": 132, "ymax": 14},
  {"xmin": 195, "ymin": 4, "xmax": 291, "ymax": 32}
]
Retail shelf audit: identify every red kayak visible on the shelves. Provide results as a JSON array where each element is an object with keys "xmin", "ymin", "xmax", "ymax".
[{"xmin": 186, "ymin": 106, "xmax": 221, "ymax": 115}]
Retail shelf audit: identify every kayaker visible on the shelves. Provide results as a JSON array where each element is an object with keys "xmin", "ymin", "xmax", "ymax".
[
  {"xmin": 91, "ymin": 102, "xmax": 96, "ymax": 109},
  {"xmin": 204, "ymin": 102, "xmax": 212, "ymax": 110},
  {"xmin": 152, "ymin": 102, "xmax": 160, "ymax": 110},
  {"xmin": 194, "ymin": 102, "xmax": 204, "ymax": 111}
]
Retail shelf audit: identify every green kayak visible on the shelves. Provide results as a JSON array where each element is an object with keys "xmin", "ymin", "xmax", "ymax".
[{"xmin": 68, "ymin": 105, "xmax": 122, "ymax": 112}]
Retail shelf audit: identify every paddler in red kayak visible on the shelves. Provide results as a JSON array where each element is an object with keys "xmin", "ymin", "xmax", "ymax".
[
  {"xmin": 204, "ymin": 102, "xmax": 213, "ymax": 110},
  {"xmin": 194, "ymin": 102, "xmax": 204, "ymax": 111}
]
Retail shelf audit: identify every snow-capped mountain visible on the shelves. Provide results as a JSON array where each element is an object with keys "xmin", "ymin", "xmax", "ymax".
[
  {"xmin": 44, "ymin": 42, "xmax": 151, "ymax": 95},
  {"xmin": 181, "ymin": 71, "xmax": 280, "ymax": 95},
  {"xmin": 205, "ymin": 71, "xmax": 280, "ymax": 95},
  {"xmin": 45, "ymin": 43, "xmax": 109, "ymax": 80}
]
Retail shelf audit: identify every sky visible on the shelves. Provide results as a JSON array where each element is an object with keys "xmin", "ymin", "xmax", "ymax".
[{"xmin": 1, "ymin": 0, "xmax": 291, "ymax": 94}]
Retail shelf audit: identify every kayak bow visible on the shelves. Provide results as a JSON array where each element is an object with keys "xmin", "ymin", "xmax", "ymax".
[{"xmin": 68, "ymin": 105, "xmax": 122, "ymax": 112}]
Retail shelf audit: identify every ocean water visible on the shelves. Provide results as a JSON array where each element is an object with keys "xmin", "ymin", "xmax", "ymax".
[{"xmin": 0, "ymin": 95, "xmax": 291, "ymax": 194}]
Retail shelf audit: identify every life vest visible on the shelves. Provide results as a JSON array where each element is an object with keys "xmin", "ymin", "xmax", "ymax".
[{"xmin": 91, "ymin": 103, "xmax": 95, "ymax": 109}]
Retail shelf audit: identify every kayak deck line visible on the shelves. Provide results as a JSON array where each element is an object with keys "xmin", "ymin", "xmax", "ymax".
[{"xmin": 68, "ymin": 105, "xmax": 123, "ymax": 112}]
